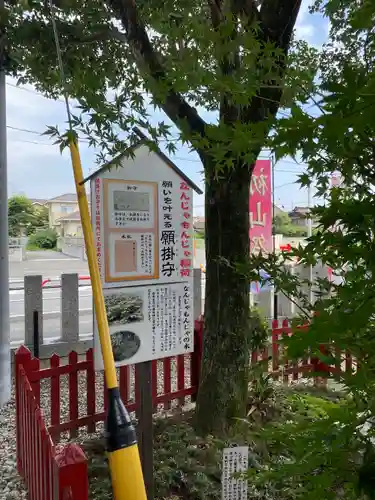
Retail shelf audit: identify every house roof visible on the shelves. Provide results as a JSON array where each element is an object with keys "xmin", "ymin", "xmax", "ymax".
[
  {"xmin": 82, "ymin": 127, "xmax": 203, "ymax": 195},
  {"xmin": 291, "ymin": 206, "xmax": 309, "ymax": 213},
  {"xmin": 289, "ymin": 206, "xmax": 309, "ymax": 217},
  {"xmin": 47, "ymin": 193, "xmax": 91, "ymax": 204},
  {"xmin": 30, "ymin": 198, "xmax": 47, "ymax": 205},
  {"xmin": 47, "ymin": 193, "xmax": 78, "ymax": 203},
  {"xmin": 56, "ymin": 210, "xmax": 82, "ymax": 222}
]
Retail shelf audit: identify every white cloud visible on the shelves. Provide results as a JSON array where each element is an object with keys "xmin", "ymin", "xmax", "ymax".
[
  {"xmin": 296, "ymin": 24, "xmax": 315, "ymax": 39},
  {"xmin": 295, "ymin": 0, "xmax": 316, "ymax": 42}
]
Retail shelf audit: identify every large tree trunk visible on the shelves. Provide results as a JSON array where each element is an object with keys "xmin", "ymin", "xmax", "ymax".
[{"xmin": 195, "ymin": 158, "xmax": 251, "ymax": 435}]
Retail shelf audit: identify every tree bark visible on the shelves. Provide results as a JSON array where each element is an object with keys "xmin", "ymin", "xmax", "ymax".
[{"xmin": 195, "ymin": 157, "xmax": 252, "ymax": 435}]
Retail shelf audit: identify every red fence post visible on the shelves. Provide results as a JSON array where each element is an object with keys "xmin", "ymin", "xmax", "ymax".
[
  {"xmin": 15, "ymin": 345, "xmax": 32, "ymax": 475},
  {"xmin": 50, "ymin": 354, "xmax": 61, "ymax": 442},
  {"xmin": 282, "ymin": 319, "xmax": 290, "ymax": 384},
  {"xmin": 191, "ymin": 318, "xmax": 203, "ymax": 402},
  {"xmin": 271, "ymin": 319, "xmax": 279, "ymax": 380},
  {"xmin": 69, "ymin": 351, "xmax": 79, "ymax": 440},
  {"xmin": 55, "ymin": 444, "xmax": 89, "ymax": 500},
  {"xmin": 86, "ymin": 349, "xmax": 96, "ymax": 434}
]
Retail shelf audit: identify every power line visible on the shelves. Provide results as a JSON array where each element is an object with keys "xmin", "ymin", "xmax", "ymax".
[
  {"xmin": 8, "ymin": 138, "xmax": 53, "ymax": 146},
  {"xmin": 7, "ymin": 125, "xmax": 42, "ymax": 135},
  {"xmin": 6, "ymin": 81, "xmax": 67, "ymax": 104},
  {"xmin": 7, "ymin": 124, "xmax": 91, "ymax": 143},
  {"xmin": 274, "ymin": 181, "xmax": 297, "ymax": 189}
]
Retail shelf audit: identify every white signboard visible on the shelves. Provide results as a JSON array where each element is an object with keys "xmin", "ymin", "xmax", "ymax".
[
  {"xmin": 222, "ymin": 446, "xmax": 249, "ymax": 500},
  {"xmin": 91, "ymin": 145, "xmax": 197, "ymax": 367}
]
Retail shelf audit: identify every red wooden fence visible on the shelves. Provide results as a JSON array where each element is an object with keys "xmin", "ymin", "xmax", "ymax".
[
  {"xmin": 15, "ymin": 317, "xmax": 355, "ymax": 498},
  {"xmin": 15, "ymin": 349, "xmax": 89, "ymax": 500}
]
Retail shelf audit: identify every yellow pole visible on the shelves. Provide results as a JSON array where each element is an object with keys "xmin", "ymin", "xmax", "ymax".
[{"xmin": 69, "ymin": 141, "xmax": 147, "ymax": 500}]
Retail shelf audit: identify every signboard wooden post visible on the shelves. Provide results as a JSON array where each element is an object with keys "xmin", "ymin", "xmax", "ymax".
[{"xmin": 87, "ymin": 128, "xmax": 203, "ymax": 499}]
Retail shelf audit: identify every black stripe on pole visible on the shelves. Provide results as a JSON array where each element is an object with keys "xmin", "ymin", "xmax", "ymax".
[
  {"xmin": 106, "ymin": 387, "xmax": 137, "ymax": 452},
  {"xmin": 33, "ymin": 310, "xmax": 40, "ymax": 359}
]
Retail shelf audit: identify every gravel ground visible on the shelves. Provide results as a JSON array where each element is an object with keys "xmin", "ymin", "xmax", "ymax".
[
  {"xmin": 0, "ymin": 357, "xmax": 191, "ymax": 499},
  {"xmin": 0, "ymin": 388, "xmax": 27, "ymax": 499}
]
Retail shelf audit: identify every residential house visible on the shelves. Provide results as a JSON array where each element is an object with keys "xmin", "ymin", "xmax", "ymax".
[
  {"xmin": 193, "ymin": 216, "xmax": 205, "ymax": 233},
  {"xmin": 46, "ymin": 193, "xmax": 80, "ymax": 235},
  {"xmin": 30, "ymin": 198, "xmax": 47, "ymax": 207},
  {"xmin": 288, "ymin": 206, "xmax": 318, "ymax": 228},
  {"xmin": 56, "ymin": 210, "xmax": 83, "ymax": 237}
]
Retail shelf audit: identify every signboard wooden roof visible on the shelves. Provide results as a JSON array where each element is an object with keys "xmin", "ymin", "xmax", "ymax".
[{"xmin": 83, "ymin": 127, "xmax": 203, "ymax": 195}]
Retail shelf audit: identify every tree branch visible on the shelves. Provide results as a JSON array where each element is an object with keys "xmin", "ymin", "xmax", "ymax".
[
  {"xmin": 207, "ymin": 0, "xmax": 223, "ymax": 29},
  {"xmin": 105, "ymin": 0, "xmax": 207, "ymax": 138},
  {"xmin": 241, "ymin": 0, "xmax": 302, "ymax": 124},
  {"xmin": 260, "ymin": 0, "xmax": 302, "ymax": 51}
]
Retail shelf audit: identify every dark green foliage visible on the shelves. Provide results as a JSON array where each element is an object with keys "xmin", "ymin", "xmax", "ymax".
[
  {"xmin": 27, "ymin": 228, "xmax": 57, "ymax": 249},
  {"xmin": 84, "ymin": 386, "xmax": 348, "ymax": 500},
  {"xmin": 273, "ymin": 213, "xmax": 307, "ymax": 237},
  {"xmin": 248, "ymin": 307, "xmax": 270, "ymax": 352},
  {"xmin": 8, "ymin": 195, "xmax": 36, "ymax": 237}
]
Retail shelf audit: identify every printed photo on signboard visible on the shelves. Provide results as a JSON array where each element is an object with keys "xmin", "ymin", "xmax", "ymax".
[
  {"xmin": 113, "ymin": 190, "xmax": 150, "ymax": 212},
  {"xmin": 94, "ymin": 282, "xmax": 194, "ymax": 370},
  {"xmin": 104, "ymin": 291, "xmax": 144, "ymax": 362},
  {"xmin": 107, "ymin": 232, "xmax": 156, "ymax": 280}
]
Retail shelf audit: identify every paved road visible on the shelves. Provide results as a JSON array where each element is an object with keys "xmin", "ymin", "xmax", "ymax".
[
  {"xmin": 9, "ymin": 285, "xmax": 92, "ymax": 316},
  {"xmin": 10, "ymin": 255, "xmax": 89, "ymax": 280},
  {"xmin": 10, "ymin": 313, "xmax": 94, "ymax": 342}
]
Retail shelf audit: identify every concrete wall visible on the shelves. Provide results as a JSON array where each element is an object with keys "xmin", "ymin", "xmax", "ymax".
[
  {"xmin": 60, "ymin": 237, "xmax": 87, "ymax": 260},
  {"xmin": 9, "ymin": 245, "xmax": 25, "ymax": 262},
  {"xmin": 61, "ymin": 220, "xmax": 83, "ymax": 237}
]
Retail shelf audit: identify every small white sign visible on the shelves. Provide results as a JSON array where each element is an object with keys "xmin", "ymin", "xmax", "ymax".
[{"xmin": 222, "ymin": 446, "xmax": 249, "ymax": 500}]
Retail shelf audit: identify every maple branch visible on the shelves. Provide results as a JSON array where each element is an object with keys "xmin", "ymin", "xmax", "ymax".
[{"xmin": 106, "ymin": 0, "xmax": 207, "ymax": 138}]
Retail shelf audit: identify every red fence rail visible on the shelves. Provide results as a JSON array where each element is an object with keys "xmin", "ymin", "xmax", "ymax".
[
  {"xmin": 15, "ymin": 319, "xmax": 204, "ymax": 443},
  {"xmin": 15, "ymin": 348, "xmax": 89, "ymax": 500}
]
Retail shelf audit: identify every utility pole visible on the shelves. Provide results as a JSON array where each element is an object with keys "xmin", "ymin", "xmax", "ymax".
[
  {"xmin": 0, "ymin": 0, "xmax": 11, "ymax": 409},
  {"xmin": 307, "ymin": 183, "xmax": 313, "ymax": 306}
]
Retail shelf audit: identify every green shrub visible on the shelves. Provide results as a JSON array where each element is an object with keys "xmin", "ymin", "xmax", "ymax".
[
  {"xmin": 249, "ymin": 307, "xmax": 270, "ymax": 352},
  {"xmin": 27, "ymin": 229, "xmax": 57, "ymax": 249}
]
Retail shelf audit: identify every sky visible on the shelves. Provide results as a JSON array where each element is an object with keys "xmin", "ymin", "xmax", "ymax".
[{"xmin": 5, "ymin": 0, "xmax": 329, "ymax": 216}]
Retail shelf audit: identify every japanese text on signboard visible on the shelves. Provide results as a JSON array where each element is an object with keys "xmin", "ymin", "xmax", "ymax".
[
  {"xmin": 95, "ymin": 178, "xmax": 102, "ymax": 274},
  {"xmin": 160, "ymin": 181, "xmax": 176, "ymax": 277},
  {"xmin": 249, "ymin": 160, "xmax": 272, "ymax": 253},
  {"xmin": 180, "ymin": 181, "xmax": 192, "ymax": 277},
  {"xmin": 222, "ymin": 447, "xmax": 249, "ymax": 500}
]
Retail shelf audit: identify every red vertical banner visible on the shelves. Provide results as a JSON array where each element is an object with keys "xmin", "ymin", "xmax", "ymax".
[{"xmin": 249, "ymin": 159, "xmax": 272, "ymax": 253}]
